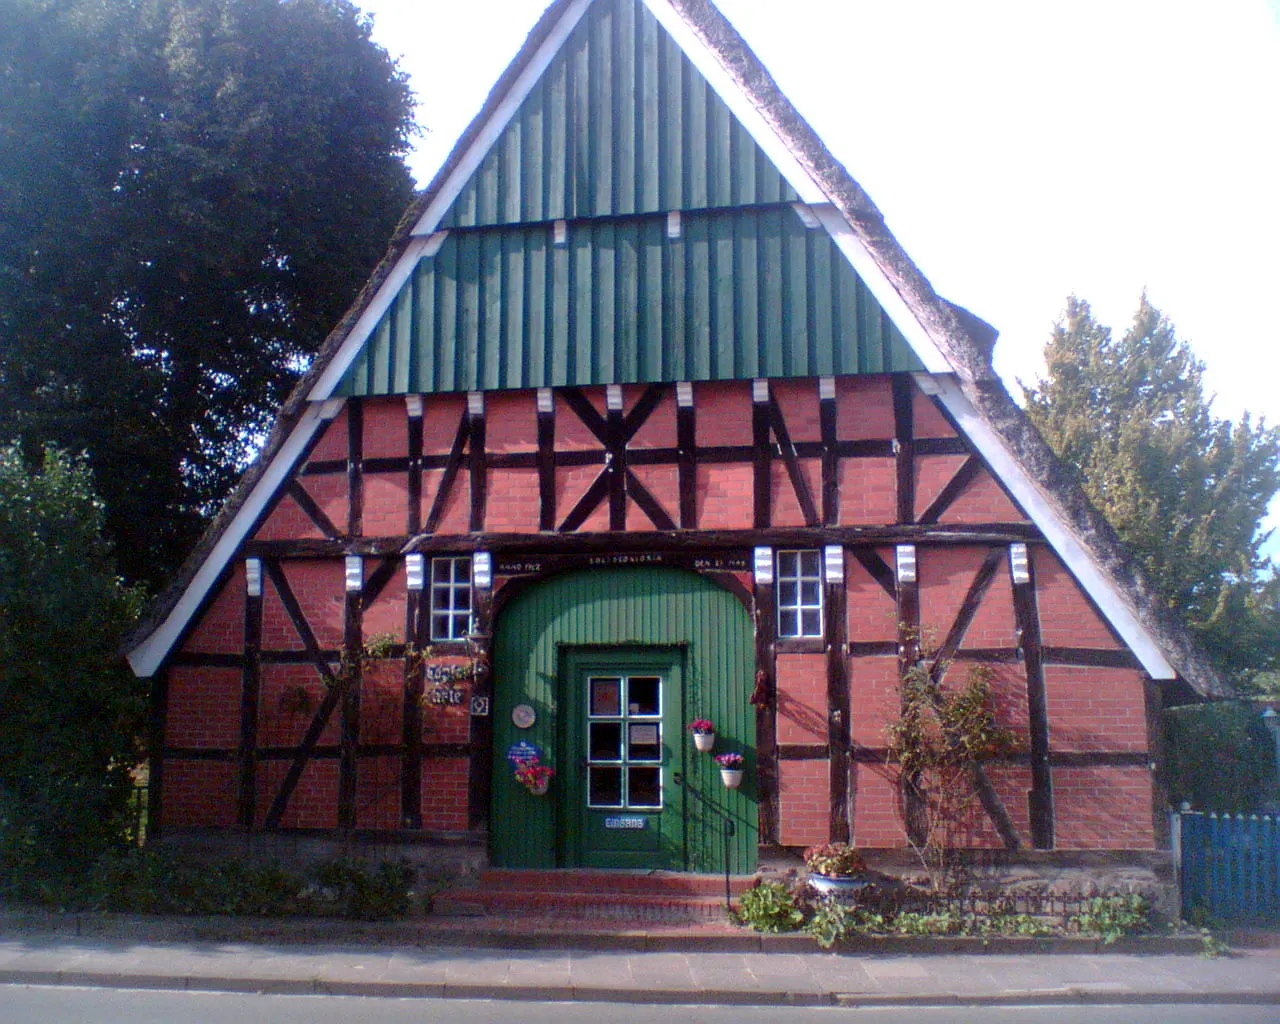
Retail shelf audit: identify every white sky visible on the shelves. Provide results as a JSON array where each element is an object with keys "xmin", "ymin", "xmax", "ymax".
[{"xmin": 358, "ymin": 0, "xmax": 1280, "ymax": 555}]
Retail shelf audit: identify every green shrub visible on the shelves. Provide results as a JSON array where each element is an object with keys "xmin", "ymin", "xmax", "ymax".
[
  {"xmin": 77, "ymin": 848, "xmax": 413, "ymax": 920},
  {"xmin": 1164, "ymin": 702, "xmax": 1279, "ymax": 812},
  {"xmin": 735, "ymin": 880, "xmax": 804, "ymax": 933},
  {"xmin": 312, "ymin": 858, "xmax": 414, "ymax": 920},
  {"xmin": 1069, "ymin": 894, "xmax": 1150, "ymax": 944}
]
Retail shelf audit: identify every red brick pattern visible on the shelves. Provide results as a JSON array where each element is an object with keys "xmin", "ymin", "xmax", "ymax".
[
  {"xmin": 166, "ymin": 667, "xmax": 239, "ymax": 748},
  {"xmin": 164, "ymin": 378, "xmax": 1158, "ymax": 851},
  {"xmin": 778, "ymin": 759, "xmax": 829, "ymax": 846},
  {"xmin": 776, "ymin": 653, "xmax": 826, "ymax": 744}
]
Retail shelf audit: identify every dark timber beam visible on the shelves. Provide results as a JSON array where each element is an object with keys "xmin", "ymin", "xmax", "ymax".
[
  {"xmin": 287, "ymin": 480, "xmax": 343, "ymax": 540},
  {"xmin": 468, "ymin": 395, "xmax": 486, "ymax": 533},
  {"xmin": 407, "ymin": 399, "xmax": 423, "ymax": 535},
  {"xmin": 753, "ymin": 566, "xmax": 779, "ymax": 845},
  {"xmin": 424, "ymin": 413, "xmax": 470, "ymax": 535},
  {"xmin": 537, "ymin": 390, "xmax": 556, "ymax": 531},
  {"xmin": 1011, "ymin": 544, "xmax": 1054, "ymax": 849},
  {"xmin": 347, "ymin": 399, "xmax": 363, "ymax": 537},
  {"xmin": 892, "ymin": 375, "xmax": 915, "ymax": 525},
  {"xmin": 237, "ymin": 565, "xmax": 263, "ymax": 828},
  {"xmin": 819, "ymin": 379, "xmax": 839, "ymax": 525},
  {"xmin": 752, "ymin": 383, "xmax": 771, "ymax": 529},
  {"xmin": 917, "ymin": 455, "xmax": 982, "ymax": 525},
  {"xmin": 338, "ymin": 564, "xmax": 363, "ymax": 830},
  {"xmin": 677, "ymin": 384, "xmax": 697, "ymax": 528},
  {"xmin": 825, "ymin": 549, "xmax": 852, "ymax": 842}
]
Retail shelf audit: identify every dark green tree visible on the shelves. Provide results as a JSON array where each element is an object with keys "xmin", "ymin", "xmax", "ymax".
[
  {"xmin": 1023, "ymin": 295, "xmax": 1280, "ymax": 689},
  {"xmin": 0, "ymin": 443, "xmax": 147, "ymax": 893},
  {"xmin": 0, "ymin": 0, "xmax": 416, "ymax": 588}
]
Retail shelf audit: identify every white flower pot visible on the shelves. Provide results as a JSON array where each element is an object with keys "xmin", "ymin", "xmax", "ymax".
[
  {"xmin": 525, "ymin": 779, "xmax": 549, "ymax": 796},
  {"xmin": 693, "ymin": 732, "xmax": 715, "ymax": 752},
  {"xmin": 720, "ymin": 768, "xmax": 743, "ymax": 789}
]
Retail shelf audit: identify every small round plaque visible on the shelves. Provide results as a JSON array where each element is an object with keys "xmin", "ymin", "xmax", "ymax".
[{"xmin": 511, "ymin": 703, "xmax": 536, "ymax": 729}]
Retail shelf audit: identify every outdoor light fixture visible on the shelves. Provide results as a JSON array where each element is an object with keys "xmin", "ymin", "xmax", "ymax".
[
  {"xmin": 405, "ymin": 395, "xmax": 423, "ymax": 418},
  {"xmin": 1010, "ymin": 543, "xmax": 1031, "ymax": 585},
  {"xmin": 405, "ymin": 553, "xmax": 425, "ymax": 591},
  {"xmin": 824, "ymin": 545, "xmax": 843, "ymax": 585},
  {"xmin": 344, "ymin": 555, "xmax": 363, "ymax": 592},
  {"xmin": 473, "ymin": 551, "xmax": 492, "ymax": 589},
  {"xmin": 244, "ymin": 558, "xmax": 262, "ymax": 598},
  {"xmin": 537, "ymin": 388, "xmax": 554, "ymax": 414},
  {"xmin": 754, "ymin": 547, "xmax": 774, "ymax": 585},
  {"xmin": 896, "ymin": 544, "xmax": 917, "ymax": 583}
]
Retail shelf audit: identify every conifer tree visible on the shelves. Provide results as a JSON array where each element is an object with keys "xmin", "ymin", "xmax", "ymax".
[{"xmin": 1023, "ymin": 295, "xmax": 1280, "ymax": 689}]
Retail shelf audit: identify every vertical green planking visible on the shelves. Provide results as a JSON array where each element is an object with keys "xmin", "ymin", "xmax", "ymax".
[
  {"xmin": 490, "ymin": 566, "xmax": 756, "ymax": 872},
  {"xmin": 335, "ymin": 209, "xmax": 926, "ymax": 397}
]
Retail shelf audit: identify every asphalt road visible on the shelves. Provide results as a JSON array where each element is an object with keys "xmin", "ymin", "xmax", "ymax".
[{"xmin": 1, "ymin": 987, "xmax": 1276, "ymax": 1024}]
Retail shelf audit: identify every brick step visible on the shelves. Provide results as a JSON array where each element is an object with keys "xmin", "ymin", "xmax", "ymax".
[
  {"xmin": 434, "ymin": 869, "xmax": 754, "ymax": 924},
  {"xmin": 435, "ymin": 887, "xmax": 734, "ymax": 923},
  {"xmin": 470, "ymin": 868, "xmax": 755, "ymax": 897}
]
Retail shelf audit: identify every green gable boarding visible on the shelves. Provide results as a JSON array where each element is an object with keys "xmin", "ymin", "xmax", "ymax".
[
  {"xmin": 438, "ymin": 0, "xmax": 798, "ymax": 229},
  {"xmin": 337, "ymin": 206, "xmax": 921, "ymax": 396},
  {"xmin": 334, "ymin": 0, "xmax": 922, "ymax": 398}
]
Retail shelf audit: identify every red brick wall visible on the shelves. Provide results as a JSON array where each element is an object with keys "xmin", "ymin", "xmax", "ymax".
[{"xmin": 162, "ymin": 376, "xmax": 1158, "ymax": 851}]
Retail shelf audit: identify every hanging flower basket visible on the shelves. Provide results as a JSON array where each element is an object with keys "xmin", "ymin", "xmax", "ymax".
[
  {"xmin": 513, "ymin": 756, "xmax": 554, "ymax": 796},
  {"xmin": 715, "ymin": 751, "xmax": 744, "ymax": 788},
  {"xmin": 687, "ymin": 718, "xmax": 715, "ymax": 751}
]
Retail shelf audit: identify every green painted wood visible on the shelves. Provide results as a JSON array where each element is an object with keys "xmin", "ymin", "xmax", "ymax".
[
  {"xmin": 437, "ymin": 0, "xmax": 798, "ymax": 230},
  {"xmin": 490, "ymin": 566, "xmax": 755, "ymax": 872},
  {"xmin": 336, "ymin": 206, "xmax": 922, "ymax": 396}
]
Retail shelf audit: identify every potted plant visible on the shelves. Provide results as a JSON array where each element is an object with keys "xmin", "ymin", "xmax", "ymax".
[
  {"xmin": 513, "ymin": 756, "xmax": 554, "ymax": 796},
  {"xmin": 803, "ymin": 842, "xmax": 869, "ymax": 898},
  {"xmin": 687, "ymin": 718, "xmax": 716, "ymax": 752},
  {"xmin": 715, "ymin": 751, "xmax": 744, "ymax": 788}
]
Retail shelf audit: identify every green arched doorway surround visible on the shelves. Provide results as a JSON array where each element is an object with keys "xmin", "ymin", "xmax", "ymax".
[{"xmin": 490, "ymin": 566, "xmax": 756, "ymax": 871}]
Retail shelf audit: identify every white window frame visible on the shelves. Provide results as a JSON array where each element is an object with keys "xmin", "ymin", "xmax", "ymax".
[
  {"xmin": 430, "ymin": 556, "xmax": 473, "ymax": 641},
  {"xmin": 776, "ymin": 549, "xmax": 824, "ymax": 638}
]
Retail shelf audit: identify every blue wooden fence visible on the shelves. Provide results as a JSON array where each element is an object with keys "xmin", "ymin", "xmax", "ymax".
[{"xmin": 1176, "ymin": 811, "xmax": 1280, "ymax": 925}]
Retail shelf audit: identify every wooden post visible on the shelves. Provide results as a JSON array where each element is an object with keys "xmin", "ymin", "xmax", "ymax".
[
  {"xmin": 407, "ymin": 399, "xmax": 423, "ymax": 535},
  {"xmin": 677, "ymin": 383, "xmax": 697, "ymax": 528},
  {"xmin": 825, "ymin": 546, "xmax": 851, "ymax": 842},
  {"xmin": 401, "ymin": 565, "xmax": 424, "ymax": 829},
  {"xmin": 347, "ymin": 399, "xmax": 363, "ymax": 537},
  {"xmin": 819, "ymin": 378, "xmax": 839, "ymax": 526},
  {"xmin": 752, "ymin": 381, "xmax": 771, "ymax": 529},
  {"xmin": 237, "ymin": 566, "xmax": 263, "ymax": 828},
  {"xmin": 753, "ymin": 547, "xmax": 779, "ymax": 843},
  {"xmin": 1011, "ymin": 544, "xmax": 1054, "ymax": 849},
  {"xmin": 338, "ymin": 560, "xmax": 363, "ymax": 830},
  {"xmin": 892, "ymin": 375, "xmax": 915, "ymax": 525},
  {"xmin": 537, "ymin": 390, "xmax": 556, "ymax": 531},
  {"xmin": 468, "ymin": 393, "xmax": 486, "ymax": 533}
]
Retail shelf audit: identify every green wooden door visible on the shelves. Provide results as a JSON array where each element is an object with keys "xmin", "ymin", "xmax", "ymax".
[
  {"xmin": 491, "ymin": 566, "xmax": 756, "ymax": 872},
  {"xmin": 562, "ymin": 646, "xmax": 684, "ymax": 868}
]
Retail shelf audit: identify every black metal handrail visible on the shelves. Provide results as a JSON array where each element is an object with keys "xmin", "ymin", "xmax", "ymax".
[{"xmin": 672, "ymin": 771, "xmax": 736, "ymax": 909}]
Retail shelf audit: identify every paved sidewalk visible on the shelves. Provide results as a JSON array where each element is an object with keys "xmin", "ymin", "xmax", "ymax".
[{"xmin": 1, "ymin": 929, "xmax": 1278, "ymax": 1007}]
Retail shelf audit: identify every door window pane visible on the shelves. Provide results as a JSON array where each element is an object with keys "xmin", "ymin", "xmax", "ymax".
[
  {"xmin": 589, "ymin": 678, "xmax": 621, "ymax": 716},
  {"xmin": 588, "ymin": 766, "xmax": 623, "ymax": 807},
  {"xmin": 628, "ymin": 767, "xmax": 661, "ymax": 807},
  {"xmin": 590, "ymin": 722, "xmax": 622, "ymax": 760},
  {"xmin": 628, "ymin": 723, "xmax": 660, "ymax": 761},
  {"xmin": 628, "ymin": 677, "xmax": 660, "ymax": 716}
]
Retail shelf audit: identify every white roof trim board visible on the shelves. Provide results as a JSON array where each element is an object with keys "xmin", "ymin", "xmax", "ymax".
[
  {"xmin": 921, "ymin": 374, "xmax": 1175, "ymax": 680},
  {"xmin": 125, "ymin": 0, "xmax": 1213, "ymax": 693}
]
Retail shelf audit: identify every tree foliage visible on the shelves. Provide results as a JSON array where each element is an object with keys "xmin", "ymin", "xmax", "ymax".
[
  {"xmin": 0, "ymin": 0, "xmax": 416, "ymax": 587},
  {"xmin": 0, "ymin": 444, "xmax": 147, "ymax": 892},
  {"xmin": 1023, "ymin": 296, "xmax": 1280, "ymax": 687}
]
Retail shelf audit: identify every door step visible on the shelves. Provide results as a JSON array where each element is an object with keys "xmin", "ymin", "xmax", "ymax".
[{"xmin": 435, "ymin": 869, "xmax": 755, "ymax": 924}]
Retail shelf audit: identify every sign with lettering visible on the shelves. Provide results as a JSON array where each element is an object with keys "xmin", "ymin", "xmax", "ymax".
[
  {"xmin": 424, "ymin": 662, "xmax": 473, "ymax": 683},
  {"xmin": 506, "ymin": 740, "xmax": 543, "ymax": 767},
  {"xmin": 604, "ymin": 816, "xmax": 647, "ymax": 830},
  {"xmin": 424, "ymin": 685, "xmax": 465, "ymax": 707}
]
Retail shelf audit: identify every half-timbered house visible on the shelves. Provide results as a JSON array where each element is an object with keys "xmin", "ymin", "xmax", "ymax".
[{"xmin": 125, "ymin": 0, "xmax": 1222, "ymax": 874}]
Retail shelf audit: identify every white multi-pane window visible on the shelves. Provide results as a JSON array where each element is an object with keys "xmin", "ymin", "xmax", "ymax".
[
  {"xmin": 430, "ymin": 556, "xmax": 473, "ymax": 640},
  {"xmin": 776, "ymin": 549, "xmax": 823, "ymax": 637}
]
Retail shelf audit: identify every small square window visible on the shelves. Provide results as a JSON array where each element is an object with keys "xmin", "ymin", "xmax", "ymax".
[
  {"xmin": 776, "ymin": 548, "xmax": 823, "ymax": 637},
  {"xmin": 430, "ymin": 556, "xmax": 473, "ymax": 640}
]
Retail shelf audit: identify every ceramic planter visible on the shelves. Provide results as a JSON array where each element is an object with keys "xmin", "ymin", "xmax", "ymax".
[
  {"xmin": 525, "ymin": 779, "xmax": 550, "ymax": 796},
  {"xmin": 807, "ymin": 873, "xmax": 869, "ymax": 899},
  {"xmin": 693, "ymin": 731, "xmax": 715, "ymax": 752},
  {"xmin": 720, "ymin": 768, "xmax": 743, "ymax": 789}
]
